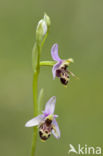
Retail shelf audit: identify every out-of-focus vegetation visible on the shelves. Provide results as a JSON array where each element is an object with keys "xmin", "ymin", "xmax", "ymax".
[{"xmin": 0, "ymin": 0, "xmax": 103, "ymax": 156}]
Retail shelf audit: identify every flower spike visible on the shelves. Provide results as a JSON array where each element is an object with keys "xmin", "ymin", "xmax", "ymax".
[{"xmin": 25, "ymin": 96, "xmax": 60, "ymax": 141}]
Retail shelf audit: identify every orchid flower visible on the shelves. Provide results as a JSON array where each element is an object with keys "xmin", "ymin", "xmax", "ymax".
[
  {"xmin": 51, "ymin": 43, "xmax": 75, "ymax": 85},
  {"xmin": 25, "ymin": 96, "xmax": 60, "ymax": 141}
]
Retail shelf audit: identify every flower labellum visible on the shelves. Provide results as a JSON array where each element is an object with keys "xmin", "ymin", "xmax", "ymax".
[
  {"xmin": 25, "ymin": 96, "xmax": 60, "ymax": 141},
  {"xmin": 51, "ymin": 43, "xmax": 75, "ymax": 86}
]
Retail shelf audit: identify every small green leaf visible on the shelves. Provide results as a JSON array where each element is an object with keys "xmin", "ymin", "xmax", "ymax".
[{"xmin": 38, "ymin": 88, "xmax": 44, "ymax": 113}]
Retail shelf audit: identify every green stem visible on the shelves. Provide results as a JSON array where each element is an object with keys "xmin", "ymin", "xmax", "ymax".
[
  {"xmin": 31, "ymin": 127, "xmax": 38, "ymax": 156},
  {"xmin": 41, "ymin": 31, "xmax": 48, "ymax": 49},
  {"xmin": 40, "ymin": 61, "xmax": 55, "ymax": 66},
  {"xmin": 31, "ymin": 43, "xmax": 40, "ymax": 156}
]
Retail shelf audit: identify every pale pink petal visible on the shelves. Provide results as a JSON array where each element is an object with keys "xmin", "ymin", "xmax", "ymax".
[
  {"xmin": 52, "ymin": 119, "xmax": 60, "ymax": 139},
  {"xmin": 43, "ymin": 96, "xmax": 56, "ymax": 115},
  {"xmin": 52, "ymin": 61, "xmax": 62, "ymax": 79},
  {"xmin": 25, "ymin": 114, "xmax": 44, "ymax": 127},
  {"xmin": 51, "ymin": 44, "xmax": 61, "ymax": 61}
]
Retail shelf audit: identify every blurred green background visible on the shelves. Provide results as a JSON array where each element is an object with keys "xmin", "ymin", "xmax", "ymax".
[{"xmin": 0, "ymin": 0, "xmax": 103, "ymax": 156}]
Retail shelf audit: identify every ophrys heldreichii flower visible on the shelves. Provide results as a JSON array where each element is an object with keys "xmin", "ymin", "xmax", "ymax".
[
  {"xmin": 25, "ymin": 96, "xmax": 60, "ymax": 141},
  {"xmin": 51, "ymin": 43, "xmax": 76, "ymax": 86}
]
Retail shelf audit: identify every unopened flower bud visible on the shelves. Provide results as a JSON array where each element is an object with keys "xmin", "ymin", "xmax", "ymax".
[
  {"xmin": 44, "ymin": 13, "xmax": 51, "ymax": 27},
  {"xmin": 36, "ymin": 19, "xmax": 47, "ymax": 43},
  {"xmin": 36, "ymin": 14, "xmax": 51, "ymax": 44}
]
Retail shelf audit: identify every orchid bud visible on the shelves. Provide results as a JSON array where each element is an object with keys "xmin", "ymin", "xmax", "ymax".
[
  {"xmin": 44, "ymin": 13, "xmax": 51, "ymax": 28},
  {"xmin": 36, "ymin": 19, "xmax": 47, "ymax": 43},
  {"xmin": 36, "ymin": 14, "xmax": 51, "ymax": 44}
]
